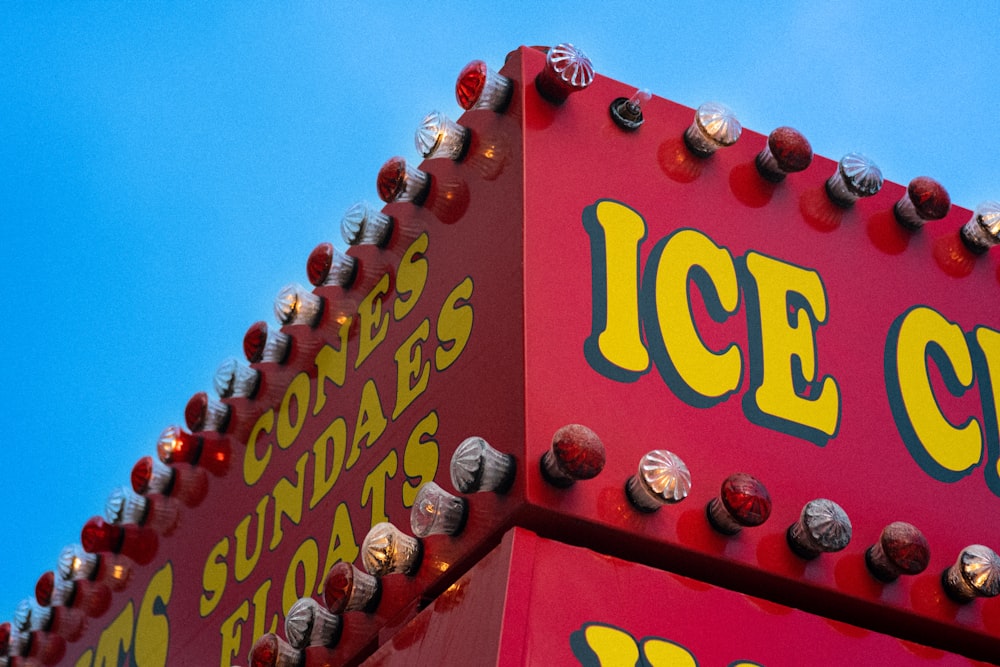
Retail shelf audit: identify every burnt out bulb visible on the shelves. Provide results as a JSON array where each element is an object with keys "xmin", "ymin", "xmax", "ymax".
[
  {"xmin": 361, "ymin": 522, "xmax": 422, "ymax": 577},
  {"xmin": 213, "ymin": 357, "xmax": 260, "ymax": 399},
  {"xmin": 450, "ymin": 436, "xmax": 516, "ymax": 494},
  {"xmin": 284, "ymin": 597, "xmax": 341, "ymax": 650},
  {"xmin": 410, "ymin": 481, "xmax": 468, "ymax": 537},
  {"xmin": 341, "ymin": 202, "xmax": 393, "ymax": 248},
  {"xmin": 825, "ymin": 153, "xmax": 883, "ymax": 207},
  {"xmin": 610, "ymin": 88, "xmax": 651, "ymax": 131},
  {"xmin": 534, "ymin": 43, "xmax": 594, "ymax": 104},
  {"xmin": 786, "ymin": 498, "xmax": 852, "ymax": 559},
  {"xmin": 625, "ymin": 450, "xmax": 691, "ymax": 512}
]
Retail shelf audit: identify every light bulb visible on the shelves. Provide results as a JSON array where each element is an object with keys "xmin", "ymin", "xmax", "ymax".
[
  {"xmin": 56, "ymin": 545, "xmax": 98, "ymax": 582},
  {"xmin": 825, "ymin": 153, "xmax": 883, "ymax": 207},
  {"xmin": 865, "ymin": 521, "xmax": 930, "ymax": 582},
  {"xmin": 321, "ymin": 562, "xmax": 381, "ymax": 614},
  {"xmin": 274, "ymin": 283, "xmax": 323, "ymax": 327},
  {"xmin": 942, "ymin": 544, "xmax": 1000, "ymax": 603},
  {"xmin": 248, "ymin": 633, "xmax": 303, "ymax": 667},
  {"xmin": 361, "ymin": 522, "xmax": 422, "ymax": 577},
  {"xmin": 104, "ymin": 487, "xmax": 148, "ymax": 525},
  {"xmin": 539, "ymin": 424, "xmax": 606, "ymax": 488},
  {"xmin": 157, "ymin": 426, "xmax": 201, "ymax": 465},
  {"xmin": 786, "ymin": 498, "xmax": 852, "ymax": 559},
  {"xmin": 306, "ymin": 243, "xmax": 358, "ymax": 289},
  {"xmin": 341, "ymin": 202, "xmax": 393, "ymax": 247},
  {"xmin": 706, "ymin": 473, "xmax": 771, "ymax": 535},
  {"xmin": 377, "ymin": 157, "xmax": 430, "ymax": 205},
  {"xmin": 80, "ymin": 517, "xmax": 157, "ymax": 565},
  {"xmin": 959, "ymin": 201, "xmax": 1000, "ymax": 254},
  {"xmin": 456, "ymin": 60, "xmax": 512, "ymax": 111},
  {"xmin": 410, "ymin": 481, "xmax": 468, "ymax": 537},
  {"xmin": 284, "ymin": 597, "xmax": 341, "ymax": 650},
  {"xmin": 243, "ymin": 321, "xmax": 290, "ymax": 364},
  {"xmin": 755, "ymin": 127, "xmax": 813, "ymax": 182},
  {"xmin": 610, "ymin": 88, "xmax": 651, "ymax": 131},
  {"xmin": 449, "ymin": 436, "xmax": 516, "ymax": 494},
  {"xmin": 893, "ymin": 176, "xmax": 951, "ymax": 229},
  {"xmin": 534, "ymin": 43, "xmax": 594, "ymax": 104},
  {"xmin": 184, "ymin": 391, "xmax": 230, "ymax": 433},
  {"xmin": 213, "ymin": 357, "xmax": 260, "ymax": 399},
  {"xmin": 625, "ymin": 450, "xmax": 691, "ymax": 512},
  {"xmin": 684, "ymin": 102, "xmax": 742, "ymax": 157},
  {"xmin": 415, "ymin": 111, "xmax": 470, "ymax": 161}
]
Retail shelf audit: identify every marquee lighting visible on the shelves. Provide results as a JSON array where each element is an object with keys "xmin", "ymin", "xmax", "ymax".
[
  {"xmin": 361, "ymin": 523, "xmax": 423, "ymax": 577},
  {"xmin": 321, "ymin": 562, "xmax": 381, "ymax": 614},
  {"xmin": 449, "ymin": 436, "xmax": 516, "ymax": 494},
  {"xmin": 80, "ymin": 517, "xmax": 157, "ymax": 566},
  {"xmin": 307, "ymin": 243, "xmax": 358, "ymax": 289},
  {"xmin": 825, "ymin": 153, "xmax": 883, "ymax": 207},
  {"xmin": 410, "ymin": 481, "xmax": 468, "ymax": 537},
  {"xmin": 341, "ymin": 202, "xmax": 393, "ymax": 247},
  {"xmin": 56, "ymin": 546, "xmax": 98, "ymax": 583},
  {"xmin": 377, "ymin": 157, "xmax": 430, "ymax": 205},
  {"xmin": 959, "ymin": 201, "xmax": 1000, "ymax": 254},
  {"xmin": 755, "ymin": 127, "xmax": 813, "ymax": 182},
  {"xmin": 130, "ymin": 456, "xmax": 173, "ymax": 496},
  {"xmin": 625, "ymin": 450, "xmax": 691, "ymax": 512},
  {"xmin": 157, "ymin": 426, "xmax": 201, "ymax": 466},
  {"xmin": 684, "ymin": 102, "xmax": 742, "ymax": 157},
  {"xmin": 456, "ymin": 60, "xmax": 512, "ymax": 111},
  {"xmin": 213, "ymin": 357, "xmax": 260, "ymax": 399},
  {"xmin": 274, "ymin": 284, "xmax": 323, "ymax": 327},
  {"xmin": 104, "ymin": 487, "xmax": 148, "ymax": 525},
  {"xmin": 284, "ymin": 598, "xmax": 341, "ymax": 650},
  {"xmin": 865, "ymin": 521, "xmax": 930, "ymax": 582},
  {"xmin": 415, "ymin": 111, "xmax": 470, "ymax": 161},
  {"xmin": 249, "ymin": 633, "xmax": 302, "ymax": 667},
  {"xmin": 243, "ymin": 321, "xmax": 290, "ymax": 364},
  {"xmin": 184, "ymin": 391, "xmax": 230, "ymax": 433},
  {"xmin": 38, "ymin": 567, "xmax": 110, "ymax": 619},
  {"xmin": 534, "ymin": 43, "xmax": 594, "ymax": 104},
  {"xmin": 539, "ymin": 424, "xmax": 606, "ymax": 488},
  {"xmin": 942, "ymin": 544, "xmax": 1000, "ymax": 603},
  {"xmin": 610, "ymin": 88, "xmax": 651, "ymax": 131},
  {"xmin": 706, "ymin": 473, "xmax": 771, "ymax": 535},
  {"xmin": 893, "ymin": 176, "xmax": 951, "ymax": 229},
  {"xmin": 786, "ymin": 499, "xmax": 852, "ymax": 559}
]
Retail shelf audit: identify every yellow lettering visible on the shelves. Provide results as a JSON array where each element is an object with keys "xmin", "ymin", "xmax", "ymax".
[
  {"xmin": 244, "ymin": 409, "xmax": 275, "ymax": 486},
  {"xmin": 234, "ymin": 495, "xmax": 270, "ymax": 582},
  {"xmin": 394, "ymin": 232, "xmax": 429, "ymax": 321},
  {"xmin": 435, "ymin": 277, "xmax": 474, "ymax": 372},
  {"xmin": 743, "ymin": 251, "xmax": 839, "ymax": 444},
  {"xmin": 312, "ymin": 319, "xmax": 352, "ymax": 416},
  {"xmin": 641, "ymin": 638, "xmax": 698, "ymax": 667},
  {"xmin": 94, "ymin": 602, "xmax": 134, "ymax": 667},
  {"xmin": 133, "ymin": 563, "xmax": 173, "ymax": 667},
  {"xmin": 270, "ymin": 452, "xmax": 309, "ymax": 550},
  {"xmin": 575, "ymin": 624, "xmax": 641, "ymax": 666},
  {"xmin": 250, "ymin": 579, "xmax": 278, "ymax": 646},
  {"xmin": 974, "ymin": 326, "xmax": 1000, "ymax": 495},
  {"xmin": 362, "ymin": 450, "xmax": 398, "ymax": 527},
  {"xmin": 357, "ymin": 272, "xmax": 391, "ymax": 369},
  {"xmin": 320, "ymin": 502, "xmax": 360, "ymax": 583},
  {"xmin": 199, "ymin": 537, "xmax": 229, "ymax": 617},
  {"xmin": 402, "ymin": 411, "xmax": 439, "ymax": 507},
  {"xmin": 282, "ymin": 539, "xmax": 320, "ymax": 615},
  {"xmin": 393, "ymin": 319, "xmax": 431, "ymax": 420},
  {"xmin": 218, "ymin": 601, "xmax": 249, "ymax": 667},
  {"xmin": 277, "ymin": 373, "xmax": 310, "ymax": 449},
  {"xmin": 347, "ymin": 379, "xmax": 387, "ymax": 469},
  {"xmin": 310, "ymin": 417, "xmax": 348, "ymax": 509},
  {"xmin": 75, "ymin": 650, "xmax": 94, "ymax": 667}
]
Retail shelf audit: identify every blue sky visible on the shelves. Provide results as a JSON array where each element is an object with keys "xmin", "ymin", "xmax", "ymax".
[{"xmin": 1, "ymin": 1, "xmax": 998, "ymax": 623}]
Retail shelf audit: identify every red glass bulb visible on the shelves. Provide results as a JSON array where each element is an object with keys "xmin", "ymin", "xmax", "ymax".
[
  {"xmin": 35, "ymin": 572, "xmax": 55, "ymax": 607},
  {"xmin": 895, "ymin": 176, "xmax": 951, "ymax": 229},
  {"xmin": 0, "ymin": 622, "xmax": 9, "ymax": 654},
  {"xmin": 707, "ymin": 473, "xmax": 771, "ymax": 535},
  {"xmin": 540, "ymin": 424, "xmax": 606, "ymax": 487},
  {"xmin": 306, "ymin": 243, "xmax": 358, "ymax": 288},
  {"xmin": 322, "ymin": 562, "xmax": 381, "ymax": 614},
  {"xmin": 81, "ymin": 517, "xmax": 124, "ymax": 554},
  {"xmin": 157, "ymin": 426, "xmax": 202, "ymax": 465},
  {"xmin": 456, "ymin": 60, "xmax": 512, "ymax": 111},
  {"xmin": 249, "ymin": 632, "xmax": 302, "ymax": 667},
  {"xmin": 130, "ymin": 456, "xmax": 174, "ymax": 496},
  {"xmin": 376, "ymin": 156, "xmax": 429, "ymax": 205},
  {"xmin": 184, "ymin": 391, "xmax": 230, "ymax": 433},
  {"xmin": 244, "ymin": 321, "xmax": 269, "ymax": 363},
  {"xmin": 866, "ymin": 521, "xmax": 931, "ymax": 582},
  {"xmin": 756, "ymin": 127, "xmax": 813, "ymax": 182}
]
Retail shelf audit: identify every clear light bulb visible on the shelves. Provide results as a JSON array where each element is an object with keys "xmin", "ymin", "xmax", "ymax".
[
  {"xmin": 625, "ymin": 450, "xmax": 691, "ymax": 512},
  {"xmin": 243, "ymin": 321, "xmax": 290, "ymax": 364},
  {"xmin": 410, "ymin": 481, "xmax": 468, "ymax": 537},
  {"xmin": 321, "ymin": 562, "xmax": 381, "ymax": 614},
  {"xmin": 540, "ymin": 424, "xmax": 606, "ymax": 488},
  {"xmin": 706, "ymin": 473, "xmax": 771, "ymax": 535},
  {"xmin": 865, "ymin": 521, "xmax": 930, "ymax": 582},
  {"xmin": 57, "ymin": 545, "xmax": 98, "ymax": 582},
  {"xmin": 184, "ymin": 391, "xmax": 230, "ymax": 433},
  {"xmin": 684, "ymin": 102, "xmax": 742, "ymax": 157},
  {"xmin": 449, "ymin": 436, "xmax": 516, "ymax": 494},
  {"xmin": 893, "ymin": 176, "xmax": 951, "ymax": 229},
  {"xmin": 341, "ymin": 202, "xmax": 393, "ymax": 247},
  {"xmin": 755, "ymin": 126, "xmax": 813, "ymax": 182},
  {"xmin": 534, "ymin": 43, "xmax": 594, "ymax": 104},
  {"xmin": 284, "ymin": 597, "xmax": 341, "ymax": 650},
  {"xmin": 456, "ymin": 60, "xmax": 512, "ymax": 111},
  {"xmin": 942, "ymin": 544, "xmax": 1000, "ymax": 603},
  {"xmin": 786, "ymin": 499, "xmax": 852, "ymax": 559},
  {"xmin": 157, "ymin": 426, "xmax": 202, "ymax": 465},
  {"xmin": 104, "ymin": 487, "xmax": 148, "ymax": 525},
  {"xmin": 377, "ymin": 156, "xmax": 430, "ymax": 204},
  {"xmin": 415, "ymin": 111, "xmax": 470, "ymax": 161},
  {"xmin": 306, "ymin": 243, "xmax": 358, "ymax": 288},
  {"xmin": 959, "ymin": 201, "xmax": 1000, "ymax": 254},
  {"xmin": 610, "ymin": 88, "xmax": 651, "ymax": 131},
  {"xmin": 274, "ymin": 283, "xmax": 323, "ymax": 327},
  {"xmin": 361, "ymin": 522, "xmax": 422, "ymax": 577},
  {"xmin": 213, "ymin": 357, "xmax": 260, "ymax": 399},
  {"xmin": 825, "ymin": 153, "xmax": 883, "ymax": 207}
]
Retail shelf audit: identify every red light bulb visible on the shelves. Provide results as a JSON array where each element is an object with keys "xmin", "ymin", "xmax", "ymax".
[
  {"xmin": 184, "ymin": 391, "xmax": 230, "ymax": 433},
  {"xmin": 307, "ymin": 243, "xmax": 358, "ymax": 288},
  {"xmin": 244, "ymin": 321, "xmax": 290, "ymax": 364},
  {"xmin": 534, "ymin": 43, "xmax": 594, "ymax": 104},
  {"xmin": 894, "ymin": 176, "xmax": 951, "ymax": 229},
  {"xmin": 377, "ymin": 156, "xmax": 430, "ymax": 205},
  {"xmin": 865, "ymin": 521, "xmax": 930, "ymax": 582},
  {"xmin": 34, "ymin": 572, "xmax": 56, "ymax": 608},
  {"xmin": 157, "ymin": 426, "xmax": 202, "ymax": 465},
  {"xmin": 756, "ymin": 127, "xmax": 813, "ymax": 182},
  {"xmin": 539, "ymin": 424, "xmax": 606, "ymax": 488},
  {"xmin": 249, "ymin": 633, "xmax": 302, "ymax": 667},
  {"xmin": 321, "ymin": 562, "xmax": 381, "ymax": 614},
  {"xmin": 81, "ymin": 517, "xmax": 123, "ymax": 555},
  {"xmin": 706, "ymin": 473, "xmax": 771, "ymax": 535},
  {"xmin": 130, "ymin": 456, "xmax": 174, "ymax": 496},
  {"xmin": 456, "ymin": 59, "xmax": 512, "ymax": 111}
]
